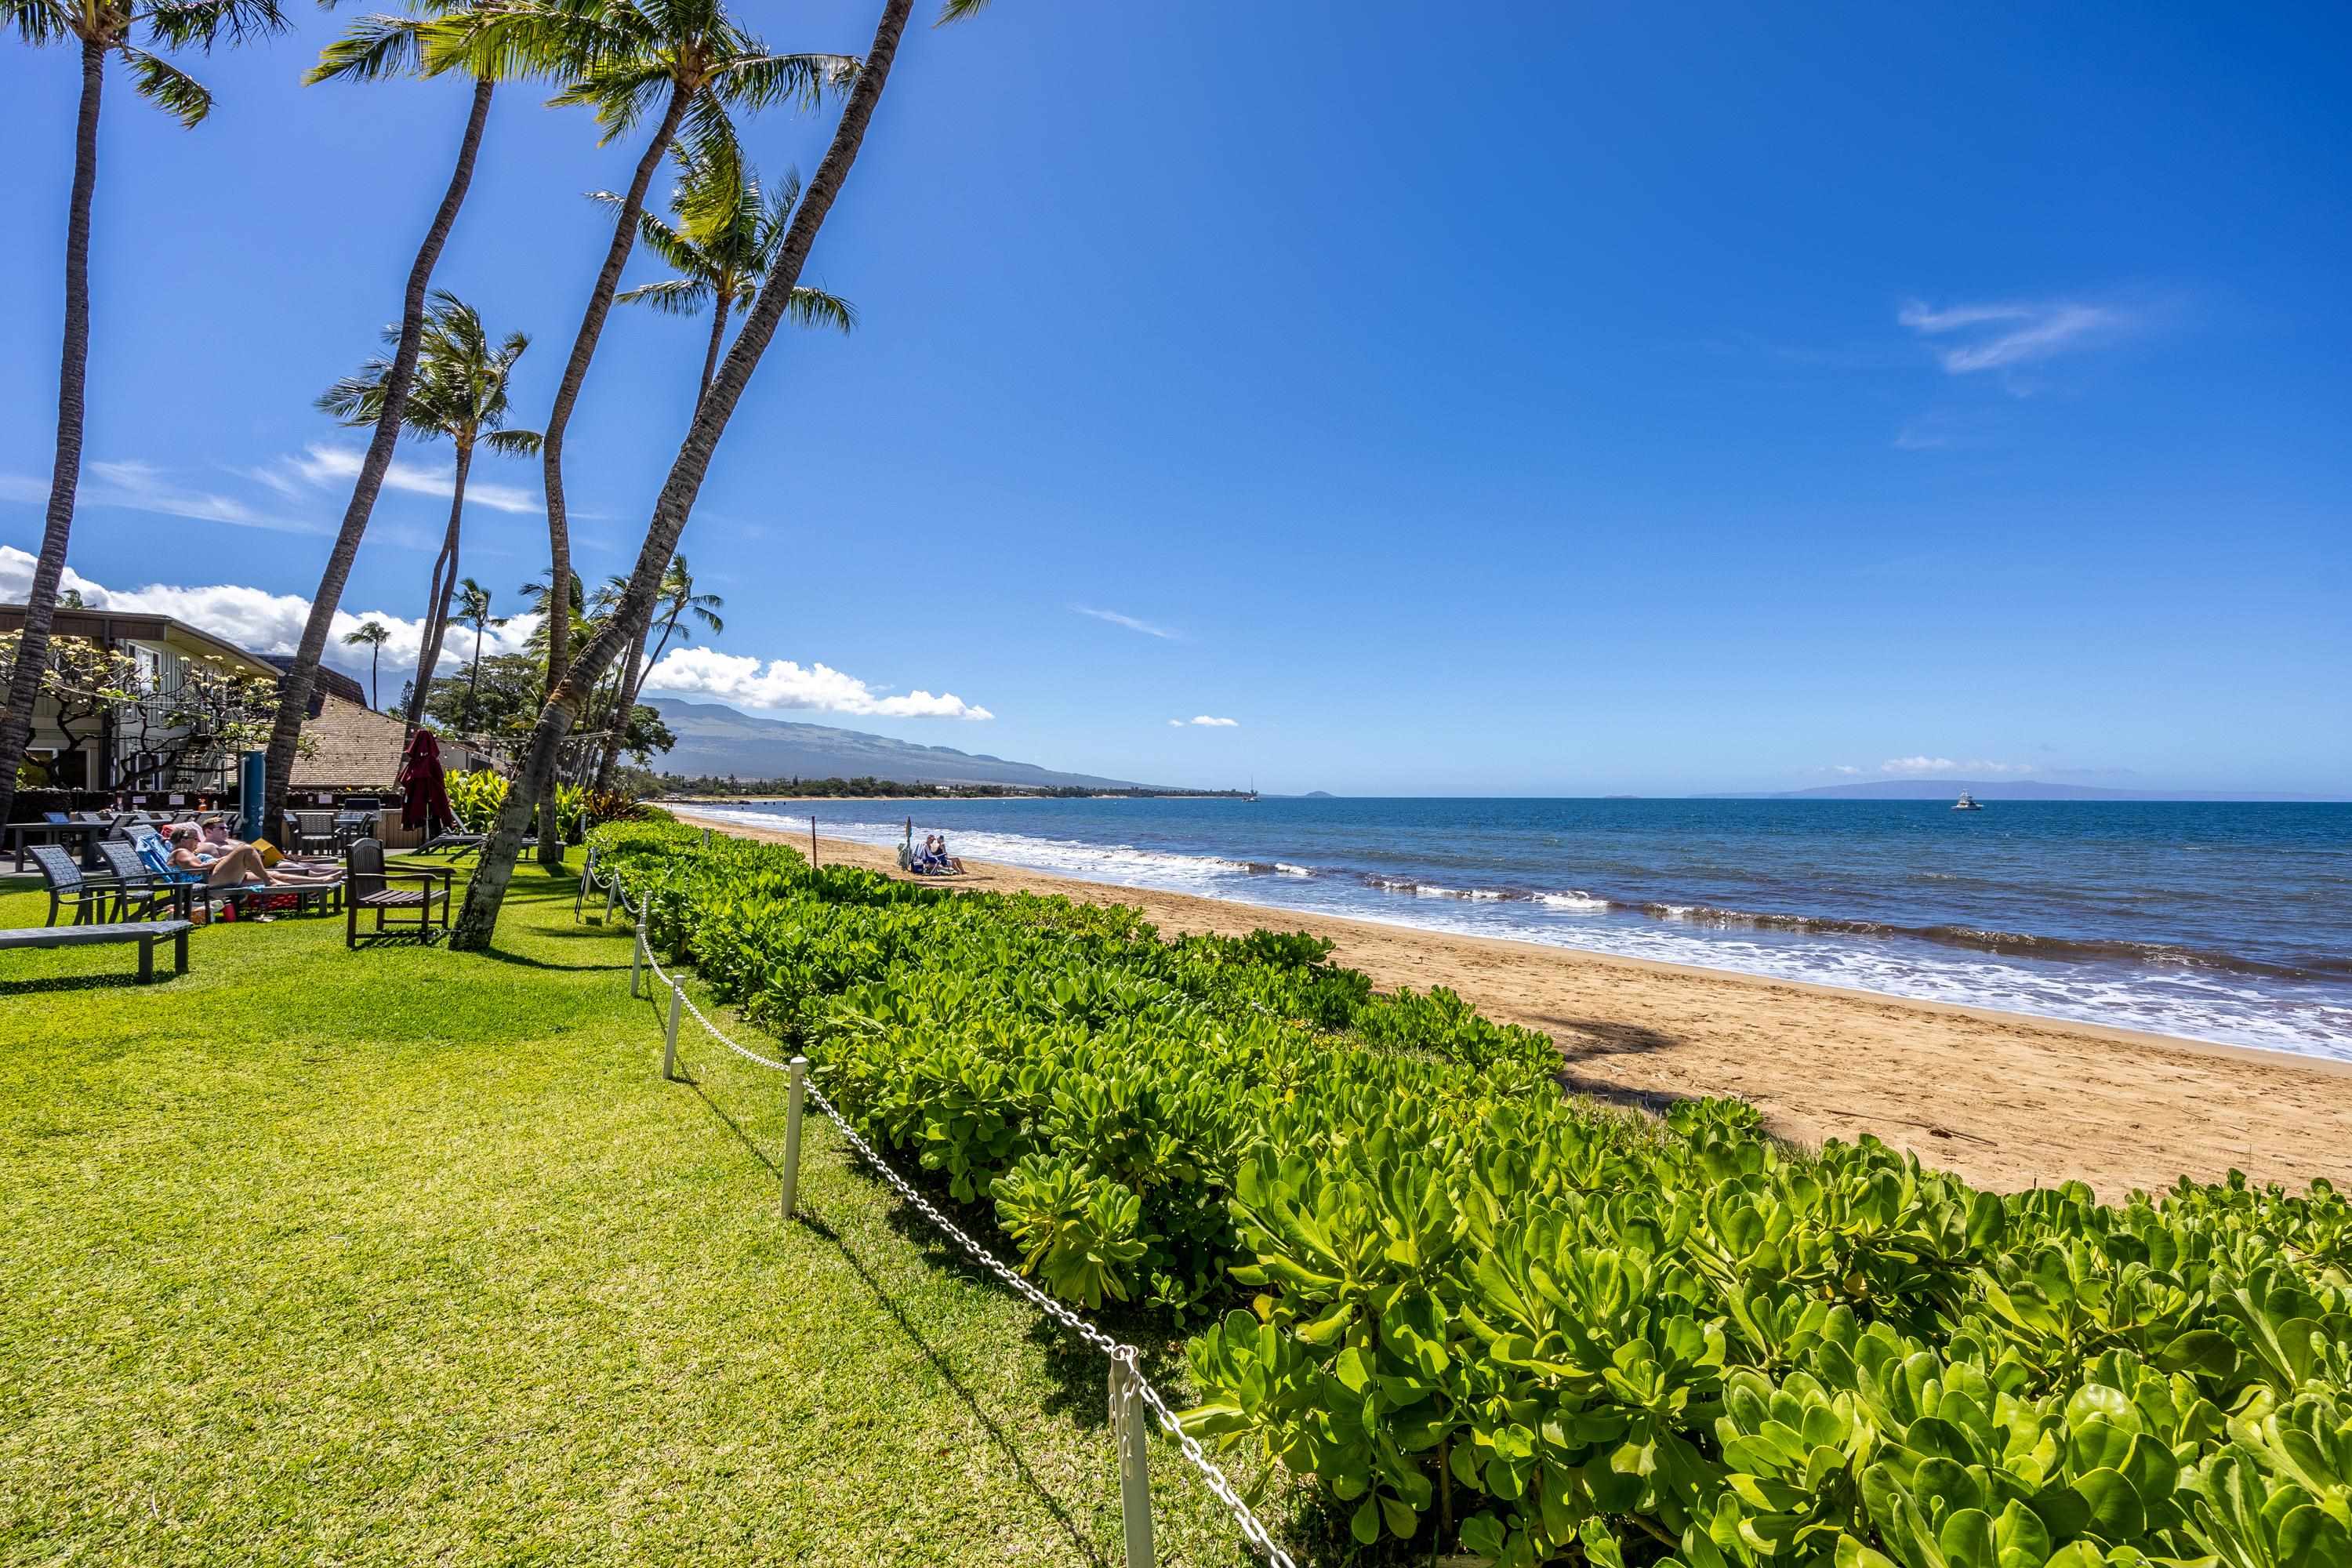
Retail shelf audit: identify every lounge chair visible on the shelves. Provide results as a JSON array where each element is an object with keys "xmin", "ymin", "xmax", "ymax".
[
  {"xmin": 27, "ymin": 844, "xmax": 118, "ymax": 927},
  {"xmin": 95, "ymin": 840, "xmax": 196, "ymax": 922},
  {"xmin": 344, "ymin": 837, "xmax": 452, "ymax": 947}
]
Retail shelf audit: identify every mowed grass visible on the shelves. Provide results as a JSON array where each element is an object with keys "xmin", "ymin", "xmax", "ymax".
[{"xmin": 0, "ymin": 856, "xmax": 1284, "ymax": 1566}]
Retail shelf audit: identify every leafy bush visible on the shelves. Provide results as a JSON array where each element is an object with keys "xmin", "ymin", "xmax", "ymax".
[
  {"xmin": 590, "ymin": 818, "xmax": 2352, "ymax": 1567},
  {"xmin": 445, "ymin": 769, "xmax": 508, "ymax": 833}
]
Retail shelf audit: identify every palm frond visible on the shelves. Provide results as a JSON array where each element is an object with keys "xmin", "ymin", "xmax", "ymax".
[
  {"xmin": 936, "ymin": 0, "xmax": 990, "ymax": 24},
  {"xmin": 426, "ymin": 2, "xmax": 622, "ymax": 83},
  {"xmin": 633, "ymin": 209, "xmax": 706, "ymax": 278},
  {"xmin": 120, "ymin": 43, "xmax": 214, "ymax": 126},
  {"xmin": 614, "ymin": 276, "xmax": 710, "ymax": 316},
  {"xmin": 551, "ymin": 57, "xmax": 673, "ymax": 143},
  {"xmin": 307, "ymin": 14, "xmax": 429, "ymax": 86},
  {"xmin": 143, "ymin": 0, "xmax": 291, "ymax": 53},
  {"xmin": 482, "ymin": 428, "xmax": 542, "ymax": 456},
  {"xmin": 6, "ymin": 0, "xmax": 73, "ymax": 47},
  {"xmin": 315, "ymin": 365, "xmax": 390, "ymax": 424},
  {"xmin": 783, "ymin": 285, "xmax": 855, "ymax": 335},
  {"xmin": 708, "ymin": 49, "xmax": 858, "ymax": 114}
]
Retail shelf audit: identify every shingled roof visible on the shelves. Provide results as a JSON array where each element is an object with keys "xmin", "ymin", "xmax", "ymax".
[{"xmin": 289, "ymin": 695, "xmax": 406, "ymax": 790}]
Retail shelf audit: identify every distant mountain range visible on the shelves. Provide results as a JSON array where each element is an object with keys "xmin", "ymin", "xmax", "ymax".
[
  {"xmin": 649, "ymin": 699, "xmax": 1161, "ymax": 791},
  {"xmin": 1711, "ymin": 780, "xmax": 2341, "ymax": 802}
]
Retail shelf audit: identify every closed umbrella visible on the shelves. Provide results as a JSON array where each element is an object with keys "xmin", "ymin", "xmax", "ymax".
[{"xmin": 397, "ymin": 730, "xmax": 453, "ymax": 838}]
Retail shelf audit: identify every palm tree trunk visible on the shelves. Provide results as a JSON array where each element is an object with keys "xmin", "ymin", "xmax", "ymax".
[
  {"xmin": 0, "ymin": 41, "xmax": 103, "ymax": 829},
  {"xmin": 534, "ymin": 80, "xmax": 691, "ymax": 866},
  {"xmin": 697, "ymin": 296, "xmax": 730, "ymax": 405},
  {"xmin": 591, "ymin": 587, "xmax": 682, "ymax": 793},
  {"xmin": 369, "ymin": 644, "xmax": 381, "ymax": 709},
  {"xmin": 453, "ymin": 0, "xmax": 915, "ymax": 947},
  {"xmin": 260, "ymin": 74, "xmax": 496, "ymax": 833},
  {"xmin": 468, "ymin": 619, "xmax": 485, "ymax": 710},
  {"xmin": 405, "ymin": 443, "xmax": 471, "ymax": 728}
]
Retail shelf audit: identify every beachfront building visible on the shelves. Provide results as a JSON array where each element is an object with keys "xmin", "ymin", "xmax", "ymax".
[{"xmin": 0, "ymin": 602, "xmax": 282, "ymax": 795}]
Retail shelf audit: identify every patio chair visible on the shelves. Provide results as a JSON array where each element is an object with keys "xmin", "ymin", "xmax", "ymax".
[
  {"xmin": 344, "ymin": 837, "xmax": 452, "ymax": 948},
  {"xmin": 96, "ymin": 840, "xmax": 194, "ymax": 922},
  {"xmin": 28, "ymin": 843, "xmax": 118, "ymax": 927}
]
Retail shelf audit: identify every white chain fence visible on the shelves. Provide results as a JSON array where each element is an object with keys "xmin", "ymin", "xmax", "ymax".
[{"xmin": 583, "ymin": 851, "xmax": 1300, "ymax": 1568}]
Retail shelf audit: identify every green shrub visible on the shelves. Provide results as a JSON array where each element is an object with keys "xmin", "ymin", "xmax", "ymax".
[
  {"xmin": 445, "ymin": 769, "xmax": 508, "ymax": 833},
  {"xmin": 590, "ymin": 818, "xmax": 2352, "ymax": 1567}
]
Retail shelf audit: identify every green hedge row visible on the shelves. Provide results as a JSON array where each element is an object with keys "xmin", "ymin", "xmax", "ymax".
[{"xmin": 595, "ymin": 819, "xmax": 2351, "ymax": 1568}]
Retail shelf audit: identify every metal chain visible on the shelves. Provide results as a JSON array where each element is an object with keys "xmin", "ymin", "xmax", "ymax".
[{"xmin": 597, "ymin": 852, "xmax": 1303, "ymax": 1567}]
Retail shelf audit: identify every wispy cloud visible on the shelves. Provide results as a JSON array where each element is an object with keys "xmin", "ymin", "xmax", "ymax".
[
  {"xmin": 644, "ymin": 646, "xmax": 993, "ymax": 720},
  {"xmin": 287, "ymin": 444, "xmax": 540, "ymax": 515},
  {"xmin": 1, "ymin": 461, "xmax": 325, "ymax": 535},
  {"xmin": 1076, "ymin": 605, "xmax": 1178, "ymax": 640},
  {"xmin": 1169, "ymin": 714, "xmax": 1238, "ymax": 728},
  {"xmin": 1875, "ymin": 756, "xmax": 2038, "ymax": 776},
  {"xmin": 1897, "ymin": 298, "xmax": 2132, "ymax": 375}
]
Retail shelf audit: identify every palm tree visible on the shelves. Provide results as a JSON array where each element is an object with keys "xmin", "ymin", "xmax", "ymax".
[
  {"xmin": 0, "ymin": 0, "xmax": 289, "ymax": 826},
  {"xmin": 515, "ymin": 570, "xmax": 590, "ymax": 669},
  {"xmin": 258, "ymin": 0, "xmax": 528, "ymax": 837},
  {"xmin": 438, "ymin": 0, "xmax": 855, "ymax": 866},
  {"xmin": 455, "ymin": 0, "xmax": 951, "ymax": 949},
  {"xmin": 452, "ymin": 576, "xmax": 505, "ymax": 709},
  {"xmin": 592, "ymin": 555, "xmax": 721, "ymax": 789},
  {"xmin": 318, "ymin": 291, "xmax": 539, "ymax": 728},
  {"xmin": 610, "ymin": 147, "xmax": 854, "ymax": 405},
  {"xmin": 343, "ymin": 620, "xmax": 394, "ymax": 710}
]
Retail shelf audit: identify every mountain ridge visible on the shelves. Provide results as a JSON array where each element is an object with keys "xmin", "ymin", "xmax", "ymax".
[{"xmin": 648, "ymin": 699, "xmax": 1165, "ymax": 791}]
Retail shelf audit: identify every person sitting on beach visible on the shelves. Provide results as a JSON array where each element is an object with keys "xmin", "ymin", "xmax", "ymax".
[
  {"xmin": 168, "ymin": 826, "xmax": 336, "ymax": 887},
  {"xmin": 909, "ymin": 835, "xmax": 940, "ymax": 873},
  {"xmin": 931, "ymin": 834, "xmax": 965, "ymax": 875}
]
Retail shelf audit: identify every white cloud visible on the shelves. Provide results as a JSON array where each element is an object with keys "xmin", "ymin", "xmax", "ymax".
[
  {"xmin": 0, "ymin": 545, "xmax": 536, "ymax": 691},
  {"xmin": 1897, "ymin": 299, "xmax": 2130, "ymax": 374},
  {"xmin": 1172, "ymin": 714, "xmax": 1238, "ymax": 728},
  {"xmin": 642, "ymin": 645, "xmax": 993, "ymax": 720},
  {"xmin": 1076, "ymin": 606, "xmax": 1178, "ymax": 640},
  {"xmin": 288, "ymin": 444, "xmax": 540, "ymax": 515}
]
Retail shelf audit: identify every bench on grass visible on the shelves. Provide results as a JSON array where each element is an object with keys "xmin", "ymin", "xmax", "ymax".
[{"xmin": 0, "ymin": 919, "xmax": 194, "ymax": 982}]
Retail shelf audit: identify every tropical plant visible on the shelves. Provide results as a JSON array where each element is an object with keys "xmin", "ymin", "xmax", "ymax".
[
  {"xmin": 452, "ymin": 0, "xmax": 951, "ymax": 948},
  {"xmin": 341, "ymin": 619, "xmax": 393, "ymax": 708},
  {"xmin": 590, "ymin": 554, "xmax": 723, "ymax": 791},
  {"xmin": 0, "ymin": 0, "xmax": 290, "ymax": 827},
  {"xmin": 587, "ymin": 817, "xmax": 2352, "ymax": 1567},
  {"xmin": 443, "ymin": 767, "xmax": 508, "ymax": 833},
  {"xmin": 318, "ymin": 290, "xmax": 540, "ymax": 728},
  {"xmin": 258, "ymin": 0, "xmax": 516, "ymax": 837},
  {"xmin": 431, "ymin": 0, "xmax": 857, "ymax": 868},
  {"xmin": 611, "ymin": 147, "xmax": 855, "ymax": 405}
]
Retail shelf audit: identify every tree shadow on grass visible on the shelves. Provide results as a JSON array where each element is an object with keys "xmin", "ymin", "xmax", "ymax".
[
  {"xmin": 676, "ymin": 1076, "xmax": 1112, "ymax": 1568},
  {"xmin": 0, "ymin": 971, "xmax": 165, "ymax": 998},
  {"xmin": 470, "ymin": 947, "xmax": 630, "ymax": 973}
]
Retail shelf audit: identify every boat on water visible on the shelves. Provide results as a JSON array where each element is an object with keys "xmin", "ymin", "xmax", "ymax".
[{"xmin": 1953, "ymin": 791, "xmax": 1984, "ymax": 811}]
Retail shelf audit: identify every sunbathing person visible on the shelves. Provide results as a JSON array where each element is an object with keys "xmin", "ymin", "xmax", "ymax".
[
  {"xmin": 930, "ymin": 834, "xmax": 966, "ymax": 874},
  {"xmin": 168, "ymin": 826, "xmax": 336, "ymax": 887}
]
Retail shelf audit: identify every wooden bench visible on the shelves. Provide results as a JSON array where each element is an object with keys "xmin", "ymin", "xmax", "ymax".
[{"xmin": 0, "ymin": 919, "xmax": 194, "ymax": 982}]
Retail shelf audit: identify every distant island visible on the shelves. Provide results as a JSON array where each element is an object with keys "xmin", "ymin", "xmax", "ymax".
[
  {"xmin": 1705, "ymin": 780, "xmax": 2345, "ymax": 803},
  {"xmin": 646, "ymin": 772, "xmax": 1250, "ymax": 801}
]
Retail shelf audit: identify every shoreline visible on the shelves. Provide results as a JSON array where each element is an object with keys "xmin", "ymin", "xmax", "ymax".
[{"xmin": 673, "ymin": 808, "xmax": 2352, "ymax": 1199}]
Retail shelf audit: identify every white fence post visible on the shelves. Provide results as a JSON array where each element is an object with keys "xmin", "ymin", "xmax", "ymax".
[
  {"xmin": 630, "ymin": 907, "xmax": 646, "ymax": 998},
  {"xmin": 780, "ymin": 1056, "xmax": 808, "ymax": 1219},
  {"xmin": 603, "ymin": 880, "xmax": 617, "ymax": 923},
  {"xmin": 662, "ymin": 983, "xmax": 682, "ymax": 1080},
  {"xmin": 575, "ymin": 848, "xmax": 593, "ymax": 920},
  {"xmin": 700, "ymin": 826, "xmax": 710, "ymax": 848},
  {"xmin": 1112, "ymin": 1352, "xmax": 1156, "ymax": 1568}
]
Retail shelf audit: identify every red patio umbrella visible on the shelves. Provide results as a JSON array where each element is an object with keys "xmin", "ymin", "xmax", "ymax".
[{"xmin": 397, "ymin": 730, "xmax": 453, "ymax": 837}]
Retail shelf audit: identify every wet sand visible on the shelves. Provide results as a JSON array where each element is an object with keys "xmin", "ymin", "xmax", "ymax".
[{"xmin": 686, "ymin": 815, "xmax": 2352, "ymax": 1200}]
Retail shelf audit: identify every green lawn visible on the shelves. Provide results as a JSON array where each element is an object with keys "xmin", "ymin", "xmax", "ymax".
[{"xmin": 0, "ymin": 857, "xmax": 1292, "ymax": 1566}]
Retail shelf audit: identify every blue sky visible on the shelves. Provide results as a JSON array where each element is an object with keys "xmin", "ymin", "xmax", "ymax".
[{"xmin": 3, "ymin": 1, "xmax": 2347, "ymax": 795}]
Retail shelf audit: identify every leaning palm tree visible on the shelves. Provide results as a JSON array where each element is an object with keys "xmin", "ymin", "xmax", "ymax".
[
  {"xmin": 455, "ymin": 0, "xmax": 956, "ymax": 949},
  {"xmin": 343, "ymin": 620, "xmax": 394, "ymax": 710},
  {"xmin": 610, "ymin": 147, "xmax": 854, "ymax": 405},
  {"xmin": 0, "ymin": 0, "xmax": 289, "ymax": 826},
  {"xmin": 590, "ymin": 555, "xmax": 722, "ymax": 789},
  {"xmin": 318, "ymin": 290, "xmax": 539, "ymax": 728},
  {"xmin": 257, "ymin": 0, "xmax": 552, "ymax": 837},
  {"xmin": 437, "ymin": 0, "xmax": 855, "ymax": 866}
]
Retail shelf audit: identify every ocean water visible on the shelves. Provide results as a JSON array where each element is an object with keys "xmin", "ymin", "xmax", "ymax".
[{"xmin": 670, "ymin": 797, "xmax": 2352, "ymax": 1060}]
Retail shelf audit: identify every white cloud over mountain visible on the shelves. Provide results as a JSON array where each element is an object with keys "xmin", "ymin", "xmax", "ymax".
[
  {"xmin": 643, "ymin": 646, "xmax": 993, "ymax": 720},
  {"xmin": 1168, "ymin": 714, "xmax": 1238, "ymax": 728}
]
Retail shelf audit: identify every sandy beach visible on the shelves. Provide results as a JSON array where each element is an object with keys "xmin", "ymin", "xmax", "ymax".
[{"xmin": 684, "ymin": 815, "xmax": 2352, "ymax": 1201}]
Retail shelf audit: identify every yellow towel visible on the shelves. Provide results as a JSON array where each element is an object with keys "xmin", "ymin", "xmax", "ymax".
[{"xmin": 254, "ymin": 840, "xmax": 285, "ymax": 866}]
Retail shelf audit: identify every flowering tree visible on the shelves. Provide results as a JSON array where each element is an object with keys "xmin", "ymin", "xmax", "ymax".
[{"xmin": 0, "ymin": 630, "xmax": 290, "ymax": 791}]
